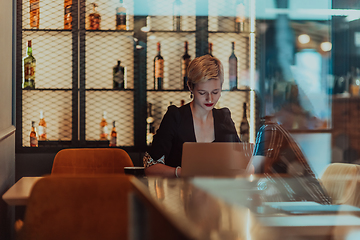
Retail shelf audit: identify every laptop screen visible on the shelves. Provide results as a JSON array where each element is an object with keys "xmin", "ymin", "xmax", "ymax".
[{"xmin": 181, "ymin": 142, "xmax": 254, "ymax": 177}]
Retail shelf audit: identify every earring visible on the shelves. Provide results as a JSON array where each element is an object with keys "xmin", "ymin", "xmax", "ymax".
[{"xmin": 190, "ymin": 92, "xmax": 193, "ymax": 99}]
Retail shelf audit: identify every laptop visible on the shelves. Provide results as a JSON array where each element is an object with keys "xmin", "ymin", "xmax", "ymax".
[{"xmin": 181, "ymin": 142, "xmax": 254, "ymax": 177}]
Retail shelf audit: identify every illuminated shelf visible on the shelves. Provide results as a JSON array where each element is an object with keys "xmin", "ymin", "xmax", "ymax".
[
  {"xmin": 208, "ymin": 31, "xmax": 251, "ymax": 35},
  {"xmin": 85, "ymin": 88, "xmax": 134, "ymax": 91},
  {"xmin": 148, "ymin": 30, "xmax": 196, "ymax": 33},
  {"xmin": 85, "ymin": 29, "xmax": 134, "ymax": 33},
  {"xmin": 22, "ymin": 29, "xmax": 72, "ymax": 32},
  {"xmin": 146, "ymin": 89, "xmax": 252, "ymax": 92},
  {"xmin": 22, "ymin": 88, "xmax": 72, "ymax": 91},
  {"xmin": 147, "ymin": 89, "xmax": 188, "ymax": 92}
]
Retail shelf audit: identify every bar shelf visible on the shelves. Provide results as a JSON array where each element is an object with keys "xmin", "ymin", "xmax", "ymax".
[
  {"xmin": 22, "ymin": 29, "xmax": 72, "ymax": 32},
  {"xmin": 84, "ymin": 29, "xmax": 134, "ymax": 33},
  {"xmin": 22, "ymin": 88, "xmax": 73, "ymax": 91},
  {"xmin": 17, "ymin": 0, "xmax": 255, "ymax": 151},
  {"xmin": 208, "ymin": 31, "xmax": 251, "ymax": 35},
  {"xmin": 85, "ymin": 88, "xmax": 134, "ymax": 91},
  {"xmin": 148, "ymin": 30, "xmax": 196, "ymax": 33}
]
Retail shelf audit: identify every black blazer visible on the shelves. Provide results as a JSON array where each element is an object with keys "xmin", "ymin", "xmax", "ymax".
[{"xmin": 147, "ymin": 103, "xmax": 240, "ymax": 168}]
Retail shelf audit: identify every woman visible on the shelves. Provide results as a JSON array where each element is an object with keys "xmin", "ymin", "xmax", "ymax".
[{"xmin": 143, "ymin": 55, "xmax": 240, "ymax": 177}]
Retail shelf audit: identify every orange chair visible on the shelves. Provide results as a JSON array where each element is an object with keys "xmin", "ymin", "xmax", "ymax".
[
  {"xmin": 16, "ymin": 175, "xmax": 133, "ymax": 240},
  {"xmin": 321, "ymin": 163, "xmax": 360, "ymax": 206},
  {"xmin": 51, "ymin": 148, "xmax": 133, "ymax": 175}
]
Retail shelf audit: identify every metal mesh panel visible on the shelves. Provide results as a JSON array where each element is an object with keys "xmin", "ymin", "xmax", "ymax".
[
  {"xmin": 84, "ymin": 1, "xmax": 135, "ymax": 147},
  {"xmin": 85, "ymin": 31, "xmax": 134, "ymax": 89},
  {"xmin": 146, "ymin": 0, "xmax": 196, "ymax": 32},
  {"xmin": 209, "ymin": 33, "xmax": 250, "ymax": 90},
  {"xmin": 85, "ymin": 0, "xmax": 134, "ymax": 31},
  {"xmin": 22, "ymin": 31, "xmax": 73, "ymax": 89},
  {"xmin": 147, "ymin": 32, "xmax": 196, "ymax": 90},
  {"xmin": 22, "ymin": 0, "xmax": 64, "ymax": 30},
  {"xmin": 21, "ymin": 0, "xmax": 74, "ymax": 147},
  {"xmin": 18, "ymin": 0, "xmax": 256, "ymax": 149},
  {"xmin": 209, "ymin": 0, "xmax": 250, "ymax": 32},
  {"xmin": 22, "ymin": 90, "xmax": 72, "ymax": 147},
  {"xmin": 85, "ymin": 90, "xmax": 134, "ymax": 146}
]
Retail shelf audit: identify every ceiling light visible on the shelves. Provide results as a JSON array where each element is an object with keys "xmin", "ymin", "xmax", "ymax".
[
  {"xmin": 320, "ymin": 42, "xmax": 332, "ymax": 51},
  {"xmin": 298, "ymin": 34, "xmax": 310, "ymax": 44}
]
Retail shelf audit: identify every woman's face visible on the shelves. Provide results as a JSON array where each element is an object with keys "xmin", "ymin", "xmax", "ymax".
[{"xmin": 191, "ymin": 79, "xmax": 222, "ymax": 111}]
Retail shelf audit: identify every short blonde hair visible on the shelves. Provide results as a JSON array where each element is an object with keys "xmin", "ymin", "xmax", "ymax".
[{"xmin": 187, "ymin": 55, "xmax": 224, "ymax": 90}]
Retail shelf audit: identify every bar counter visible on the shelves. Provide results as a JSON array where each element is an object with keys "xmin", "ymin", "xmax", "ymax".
[{"xmin": 131, "ymin": 176, "xmax": 360, "ymax": 240}]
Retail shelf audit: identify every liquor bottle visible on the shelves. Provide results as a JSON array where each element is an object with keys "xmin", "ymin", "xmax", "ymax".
[
  {"xmin": 240, "ymin": 102, "xmax": 249, "ymax": 142},
  {"xmin": 30, "ymin": 121, "xmax": 38, "ymax": 147},
  {"xmin": 154, "ymin": 42, "xmax": 164, "ymax": 90},
  {"xmin": 146, "ymin": 103, "xmax": 155, "ymax": 146},
  {"xmin": 38, "ymin": 110, "xmax": 47, "ymax": 141},
  {"xmin": 116, "ymin": 0, "xmax": 126, "ymax": 30},
  {"xmin": 88, "ymin": 3, "xmax": 101, "ymax": 30},
  {"xmin": 333, "ymin": 76, "xmax": 346, "ymax": 95},
  {"xmin": 350, "ymin": 68, "xmax": 360, "ymax": 96},
  {"xmin": 180, "ymin": 99, "xmax": 185, "ymax": 106},
  {"xmin": 30, "ymin": 0, "xmax": 40, "ymax": 29},
  {"xmin": 182, "ymin": 41, "xmax": 191, "ymax": 90},
  {"xmin": 100, "ymin": 111, "xmax": 109, "ymax": 140},
  {"xmin": 229, "ymin": 42, "xmax": 238, "ymax": 90},
  {"xmin": 173, "ymin": 0, "xmax": 182, "ymax": 31},
  {"xmin": 208, "ymin": 42, "xmax": 213, "ymax": 57},
  {"xmin": 113, "ymin": 60, "xmax": 125, "ymax": 89},
  {"xmin": 64, "ymin": 0, "xmax": 72, "ymax": 29},
  {"xmin": 109, "ymin": 121, "xmax": 117, "ymax": 147},
  {"xmin": 23, "ymin": 40, "xmax": 36, "ymax": 90},
  {"xmin": 235, "ymin": 0, "xmax": 246, "ymax": 32}
]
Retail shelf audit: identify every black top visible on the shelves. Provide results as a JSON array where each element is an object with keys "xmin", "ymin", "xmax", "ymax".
[{"xmin": 147, "ymin": 103, "xmax": 240, "ymax": 167}]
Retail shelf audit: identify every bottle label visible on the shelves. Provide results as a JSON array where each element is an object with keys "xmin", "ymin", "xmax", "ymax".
[
  {"xmin": 101, "ymin": 126, "xmax": 108, "ymax": 134},
  {"xmin": 38, "ymin": 126, "xmax": 46, "ymax": 136},
  {"xmin": 64, "ymin": 5, "xmax": 72, "ymax": 15},
  {"xmin": 110, "ymin": 136, "xmax": 117, "ymax": 145},
  {"xmin": 155, "ymin": 59, "xmax": 164, "ymax": 78},
  {"xmin": 182, "ymin": 58, "xmax": 191, "ymax": 77},
  {"xmin": 113, "ymin": 69, "xmax": 124, "ymax": 84},
  {"xmin": 100, "ymin": 126, "xmax": 109, "ymax": 139},
  {"xmin": 229, "ymin": 58, "xmax": 237, "ymax": 77},
  {"xmin": 240, "ymin": 125, "xmax": 249, "ymax": 132},
  {"xmin": 30, "ymin": 1, "xmax": 39, "ymax": 11},
  {"xmin": 116, "ymin": 8, "xmax": 126, "ymax": 27},
  {"xmin": 24, "ymin": 63, "xmax": 35, "ymax": 79},
  {"xmin": 30, "ymin": 136, "xmax": 38, "ymax": 146},
  {"xmin": 64, "ymin": 4, "xmax": 72, "ymax": 29},
  {"xmin": 229, "ymin": 58, "xmax": 237, "ymax": 89},
  {"xmin": 89, "ymin": 15, "xmax": 101, "ymax": 30}
]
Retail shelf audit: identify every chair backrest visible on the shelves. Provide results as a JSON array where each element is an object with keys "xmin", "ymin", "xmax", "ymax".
[
  {"xmin": 51, "ymin": 148, "xmax": 134, "ymax": 175},
  {"xmin": 321, "ymin": 163, "xmax": 360, "ymax": 206},
  {"xmin": 17, "ymin": 175, "xmax": 133, "ymax": 240}
]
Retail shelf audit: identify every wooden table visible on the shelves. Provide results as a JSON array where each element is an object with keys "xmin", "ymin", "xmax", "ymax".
[
  {"xmin": 130, "ymin": 177, "xmax": 360, "ymax": 240},
  {"xmin": 2, "ymin": 177, "xmax": 42, "ymax": 206}
]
